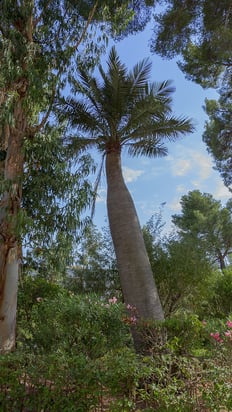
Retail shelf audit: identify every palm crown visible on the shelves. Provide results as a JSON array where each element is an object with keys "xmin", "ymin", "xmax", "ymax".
[
  {"xmin": 64, "ymin": 46, "xmax": 194, "ymax": 157},
  {"xmin": 61, "ymin": 47, "xmax": 195, "ymax": 340}
]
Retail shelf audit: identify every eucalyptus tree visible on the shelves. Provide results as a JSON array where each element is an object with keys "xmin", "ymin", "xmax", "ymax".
[
  {"xmin": 64, "ymin": 223, "xmax": 119, "ymax": 296},
  {"xmin": 62, "ymin": 47, "xmax": 193, "ymax": 346},
  {"xmin": 0, "ymin": 0, "xmax": 144, "ymax": 353},
  {"xmin": 22, "ymin": 128, "xmax": 95, "ymax": 282}
]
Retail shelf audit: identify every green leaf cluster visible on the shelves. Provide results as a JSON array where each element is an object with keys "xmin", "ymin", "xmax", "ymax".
[
  {"xmin": 203, "ymin": 70, "xmax": 232, "ymax": 189},
  {"xmin": 151, "ymin": 0, "xmax": 232, "ymax": 87},
  {"xmin": 172, "ymin": 190, "xmax": 232, "ymax": 270}
]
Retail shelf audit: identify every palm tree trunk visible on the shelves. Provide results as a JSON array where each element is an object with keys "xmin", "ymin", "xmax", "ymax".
[
  {"xmin": 106, "ymin": 151, "xmax": 164, "ymax": 350},
  {"xmin": 0, "ymin": 100, "xmax": 25, "ymax": 353}
]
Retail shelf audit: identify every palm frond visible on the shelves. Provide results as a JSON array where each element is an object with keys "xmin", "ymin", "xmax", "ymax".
[
  {"xmin": 126, "ymin": 138, "xmax": 168, "ymax": 158},
  {"xmin": 122, "ymin": 115, "xmax": 194, "ymax": 144},
  {"xmin": 59, "ymin": 45, "xmax": 194, "ymax": 165},
  {"xmin": 107, "ymin": 46, "xmax": 128, "ymax": 81},
  {"xmin": 150, "ymin": 80, "xmax": 175, "ymax": 98},
  {"xmin": 68, "ymin": 136, "xmax": 98, "ymax": 152},
  {"xmin": 150, "ymin": 116, "xmax": 195, "ymax": 140},
  {"xmin": 129, "ymin": 58, "xmax": 152, "ymax": 91}
]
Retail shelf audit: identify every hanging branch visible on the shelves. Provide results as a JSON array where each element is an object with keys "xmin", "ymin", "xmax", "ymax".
[
  {"xmin": 73, "ymin": 1, "xmax": 99, "ymax": 51},
  {"xmin": 26, "ymin": 87, "xmax": 56, "ymax": 138}
]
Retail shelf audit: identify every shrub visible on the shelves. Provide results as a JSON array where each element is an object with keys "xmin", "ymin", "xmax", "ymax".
[
  {"xmin": 4, "ymin": 285, "xmax": 231, "ymax": 411},
  {"xmin": 18, "ymin": 291, "xmax": 131, "ymax": 357}
]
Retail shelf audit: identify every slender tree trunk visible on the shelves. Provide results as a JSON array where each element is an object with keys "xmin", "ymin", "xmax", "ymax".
[
  {"xmin": 106, "ymin": 150, "xmax": 164, "ymax": 350},
  {"xmin": 218, "ymin": 252, "xmax": 226, "ymax": 271},
  {"xmin": 0, "ymin": 97, "xmax": 25, "ymax": 353}
]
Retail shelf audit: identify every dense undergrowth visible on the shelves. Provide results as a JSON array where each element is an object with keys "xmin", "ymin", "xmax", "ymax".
[{"xmin": 0, "ymin": 277, "xmax": 231, "ymax": 411}]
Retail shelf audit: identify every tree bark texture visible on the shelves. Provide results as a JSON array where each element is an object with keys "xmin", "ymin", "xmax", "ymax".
[
  {"xmin": 0, "ymin": 96, "xmax": 25, "ymax": 353},
  {"xmin": 106, "ymin": 151, "xmax": 164, "ymax": 323}
]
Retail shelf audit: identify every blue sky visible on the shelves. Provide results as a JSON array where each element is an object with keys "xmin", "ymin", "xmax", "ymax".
[{"xmin": 91, "ymin": 25, "xmax": 231, "ymax": 233}]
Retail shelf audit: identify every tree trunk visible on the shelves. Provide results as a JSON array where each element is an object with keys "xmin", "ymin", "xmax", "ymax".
[
  {"xmin": 106, "ymin": 150, "xmax": 164, "ymax": 351},
  {"xmin": 0, "ymin": 246, "xmax": 19, "ymax": 353},
  {"xmin": 0, "ymin": 98, "xmax": 25, "ymax": 353},
  {"xmin": 218, "ymin": 252, "xmax": 226, "ymax": 271}
]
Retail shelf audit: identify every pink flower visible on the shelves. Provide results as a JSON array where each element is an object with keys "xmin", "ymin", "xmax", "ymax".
[
  {"xmin": 109, "ymin": 296, "xmax": 117, "ymax": 304},
  {"xmin": 126, "ymin": 303, "xmax": 133, "ymax": 310},
  {"xmin": 129, "ymin": 316, "xmax": 137, "ymax": 324},
  {"xmin": 226, "ymin": 320, "xmax": 232, "ymax": 329},
  {"xmin": 225, "ymin": 330, "xmax": 232, "ymax": 340},
  {"xmin": 36, "ymin": 297, "xmax": 43, "ymax": 302},
  {"xmin": 210, "ymin": 332, "xmax": 223, "ymax": 343},
  {"xmin": 202, "ymin": 320, "xmax": 207, "ymax": 326}
]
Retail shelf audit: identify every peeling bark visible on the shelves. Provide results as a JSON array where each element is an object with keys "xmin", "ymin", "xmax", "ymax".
[
  {"xmin": 0, "ymin": 246, "xmax": 18, "ymax": 353},
  {"xmin": 0, "ymin": 94, "xmax": 26, "ymax": 352}
]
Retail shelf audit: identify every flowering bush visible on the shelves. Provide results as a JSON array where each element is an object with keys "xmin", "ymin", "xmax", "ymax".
[
  {"xmin": 210, "ymin": 318, "xmax": 232, "ymax": 344},
  {"xmin": 4, "ymin": 280, "xmax": 232, "ymax": 411}
]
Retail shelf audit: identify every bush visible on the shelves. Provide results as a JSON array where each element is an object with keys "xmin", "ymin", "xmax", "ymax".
[
  {"xmin": 0, "ymin": 352, "xmax": 102, "ymax": 411},
  {"xmin": 18, "ymin": 289, "xmax": 131, "ymax": 356},
  {"xmin": 3, "ymin": 283, "xmax": 231, "ymax": 411},
  {"xmin": 208, "ymin": 269, "xmax": 232, "ymax": 317}
]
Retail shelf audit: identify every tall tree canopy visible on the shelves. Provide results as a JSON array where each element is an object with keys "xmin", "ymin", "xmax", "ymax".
[
  {"xmin": 203, "ymin": 70, "xmax": 232, "ymax": 190},
  {"xmin": 149, "ymin": 1, "xmax": 232, "ymax": 197},
  {"xmin": 150, "ymin": 0, "xmax": 232, "ymax": 88},
  {"xmin": 61, "ymin": 46, "xmax": 193, "ymax": 351},
  {"xmin": 143, "ymin": 218, "xmax": 213, "ymax": 317},
  {"xmin": 0, "ymin": 0, "xmax": 151, "ymax": 353},
  {"xmin": 172, "ymin": 190, "xmax": 232, "ymax": 270}
]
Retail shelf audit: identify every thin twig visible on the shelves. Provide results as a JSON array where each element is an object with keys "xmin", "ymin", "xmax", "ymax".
[
  {"xmin": 26, "ymin": 87, "xmax": 56, "ymax": 137},
  {"xmin": 73, "ymin": 1, "xmax": 99, "ymax": 51},
  {"xmin": 33, "ymin": 0, "xmax": 53, "ymax": 27}
]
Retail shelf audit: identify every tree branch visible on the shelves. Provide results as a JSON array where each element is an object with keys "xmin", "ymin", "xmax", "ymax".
[
  {"xmin": 26, "ymin": 87, "xmax": 56, "ymax": 138},
  {"xmin": 33, "ymin": 0, "xmax": 53, "ymax": 27},
  {"xmin": 73, "ymin": 1, "xmax": 99, "ymax": 51}
]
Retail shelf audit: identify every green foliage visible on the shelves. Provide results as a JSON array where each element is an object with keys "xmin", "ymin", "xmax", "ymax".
[
  {"xmin": 99, "ymin": 347, "xmax": 146, "ymax": 397},
  {"xmin": 1, "ymin": 287, "xmax": 232, "ymax": 411},
  {"xmin": 163, "ymin": 314, "xmax": 206, "ymax": 355},
  {"xmin": 203, "ymin": 70, "xmax": 232, "ymax": 190},
  {"xmin": 62, "ymin": 46, "xmax": 193, "ymax": 160},
  {"xmin": 22, "ymin": 128, "xmax": 95, "ymax": 278},
  {"xmin": 65, "ymin": 223, "xmax": 120, "ymax": 296},
  {"xmin": 17, "ymin": 276, "xmax": 63, "ymax": 320},
  {"xmin": 143, "ymin": 214, "xmax": 213, "ymax": 316},
  {"xmin": 0, "ymin": 352, "xmax": 104, "ymax": 412},
  {"xmin": 114, "ymin": 0, "xmax": 155, "ymax": 39},
  {"xmin": 0, "ymin": 0, "xmax": 148, "ymax": 281},
  {"xmin": 18, "ymin": 283, "xmax": 131, "ymax": 356},
  {"xmin": 201, "ymin": 269, "xmax": 232, "ymax": 318},
  {"xmin": 172, "ymin": 190, "xmax": 232, "ymax": 270},
  {"xmin": 151, "ymin": 0, "xmax": 232, "ymax": 87}
]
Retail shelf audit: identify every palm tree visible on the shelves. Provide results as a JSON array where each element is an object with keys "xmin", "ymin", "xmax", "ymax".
[{"xmin": 63, "ymin": 47, "xmax": 194, "ymax": 347}]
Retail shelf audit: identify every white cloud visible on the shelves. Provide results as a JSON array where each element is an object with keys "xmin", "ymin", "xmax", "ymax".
[
  {"xmin": 172, "ymin": 159, "xmax": 192, "ymax": 176},
  {"xmin": 212, "ymin": 179, "xmax": 231, "ymax": 201},
  {"xmin": 190, "ymin": 150, "xmax": 212, "ymax": 180},
  {"xmin": 168, "ymin": 197, "xmax": 182, "ymax": 212},
  {"xmin": 168, "ymin": 147, "xmax": 213, "ymax": 181},
  {"xmin": 122, "ymin": 167, "xmax": 144, "ymax": 183}
]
